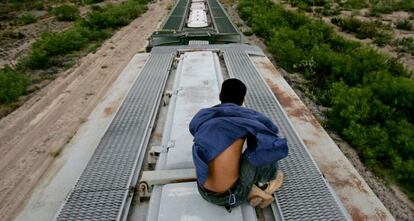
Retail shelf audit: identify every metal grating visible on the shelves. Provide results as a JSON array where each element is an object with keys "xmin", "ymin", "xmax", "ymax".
[
  {"xmin": 223, "ymin": 49, "xmax": 349, "ymax": 220},
  {"xmin": 188, "ymin": 40, "xmax": 209, "ymax": 45},
  {"xmin": 55, "ymin": 53, "xmax": 174, "ymax": 220},
  {"xmin": 207, "ymin": 0, "xmax": 238, "ymax": 34},
  {"xmin": 162, "ymin": 0, "xmax": 188, "ymax": 30}
]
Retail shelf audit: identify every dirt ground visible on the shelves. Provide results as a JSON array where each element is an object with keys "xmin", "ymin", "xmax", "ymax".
[
  {"xmin": 224, "ymin": 2, "xmax": 414, "ymax": 220},
  {"xmin": 0, "ymin": 1, "xmax": 172, "ymax": 220}
]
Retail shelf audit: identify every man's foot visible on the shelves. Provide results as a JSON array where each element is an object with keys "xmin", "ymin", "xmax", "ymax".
[
  {"xmin": 247, "ymin": 185, "xmax": 274, "ymax": 207},
  {"xmin": 264, "ymin": 170, "xmax": 284, "ymax": 194}
]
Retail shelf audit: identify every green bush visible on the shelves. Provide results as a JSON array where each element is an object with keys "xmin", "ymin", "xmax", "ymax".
[
  {"xmin": 393, "ymin": 37, "xmax": 414, "ymax": 56},
  {"xmin": 53, "ymin": 4, "xmax": 80, "ymax": 21},
  {"xmin": 19, "ymin": 13, "xmax": 37, "ymax": 25},
  {"xmin": 343, "ymin": 0, "xmax": 369, "ymax": 9},
  {"xmin": 332, "ymin": 16, "xmax": 393, "ymax": 46},
  {"xmin": 371, "ymin": 1, "xmax": 396, "ymax": 14},
  {"xmin": 82, "ymin": 0, "xmax": 148, "ymax": 29},
  {"xmin": 398, "ymin": 0, "xmax": 414, "ymax": 12},
  {"xmin": 23, "ymin": 48, "xmax": 50, "ymax": 69},
  {"xmin": 321, "ymin": 4, "xmax": 340, "ymax": 16},
  {"xmin": 372, "ymin": 31, "xmax": 392, "ymax": 46},
  {"xmin": 238, "ymin": 0, "xmax": 414, "ymax": 199},
  {"xmin": 23, "ymin": 0, "xmax": 149, "ymax": 70},
  {"xmin": 0, "ymin": 67, "xmax": 28, "ymax": 103},
  {"xmin": 395, "ymin": 19, "xmax": 413, "ymax": 30}
]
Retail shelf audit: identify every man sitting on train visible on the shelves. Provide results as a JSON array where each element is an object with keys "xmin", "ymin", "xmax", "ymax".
[{"xmin": 189, "ymin": 78, "xmax": 288, "ymax": 212}]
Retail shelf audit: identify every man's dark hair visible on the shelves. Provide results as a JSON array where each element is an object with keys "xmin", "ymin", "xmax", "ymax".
[{"xmin": 219, "ymin": 78, "xmax": 246, "ymax": 106}]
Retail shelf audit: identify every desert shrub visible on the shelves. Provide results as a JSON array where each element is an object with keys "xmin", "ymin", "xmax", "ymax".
[
  {"xmin": 33, "ymin": 1, "xmax": 44, "ymax": 10},
  {"xmin": 238, "ymin": 0, "xmax": 414, "ymax": 199},
  {"xmin": 53, "ymin": 4, "xmax": 80, "ymax": 21},
  {"xmin": 82, "ymin": 0, "xmax": 148, "ymax": 29},
  {"xmin": 372, "ymin": 31, "xmax": 392, "ymax": 46},
  {"xmin": 395, "ymin": 19, "xmax": 413, "ymax": 30},
  {"xmin": 393, "ymin": 37, "xmax": 414, "ymax": 55},
  {"xmin": 332, "ymin": 16, "xmax": 393, "ymax": 46},
  {"xmin": 332, "ymin": 16, "xmax": 362, "ymax": 34},
  {"xmin": 0, "ymin": 67, "xmax": 28, "ymax": 103},
  {"xmin": 24, "ymin": 26, "xmax": 108, "ymax": 69},
  {"xmin": 19, "ymin": 13, "xmax": 37, "ymax": 25},
  {"xmin": 23, "ymin": 48, "xmax": 50, "ymax": 69},
  {"xmin": 397, "ymin": 0, "xmax": 414, "ymax": 12},
  {"xmin": 23, "ymin": 0, "xmax": 149, "ymax": 70},
  {"xmin": 370, "ymin": 0, "xmax": 398, "ymax": 14},
  {"xmin": 321, "ymin": 4, "xmax": 340, "ymax": 16},
  {"xmin": 343, "ymin": 0, "xmax": 369, "ymax": 9}
]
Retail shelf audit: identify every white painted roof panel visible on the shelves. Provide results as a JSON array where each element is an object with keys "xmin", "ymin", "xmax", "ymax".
[
  {"xmin": 158, "ymin": 182, "xmax": 251, "ymax": 221},
  {"xmin": 165, "ymin": 51, "xmax": 221, "ymax": 169}
]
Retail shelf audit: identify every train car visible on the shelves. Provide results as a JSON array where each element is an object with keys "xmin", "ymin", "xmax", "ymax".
[
  {"xmin": 16, "ymin": 0, "xmax": 394, "ymax": 220},
  {"xmin": 147, "ymin": 0, "xmax": 243, "ymax": 50}
]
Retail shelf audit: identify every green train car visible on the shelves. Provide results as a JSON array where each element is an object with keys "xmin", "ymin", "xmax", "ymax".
[{"xmin": 147, "ymin": 0, "xmax": 243, "ymax": 50}]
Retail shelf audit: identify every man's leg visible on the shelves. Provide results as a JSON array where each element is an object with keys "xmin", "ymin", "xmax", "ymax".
[{"xmin": 228, "ymin": 153, "xmax": 278, "ymax": 207}]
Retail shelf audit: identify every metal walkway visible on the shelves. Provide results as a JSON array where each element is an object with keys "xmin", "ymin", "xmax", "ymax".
[
  {"xmin": 207, "ymin": 0, "xmax": 238, "ymax": 34},
  {"xmin": 162, "ymin": 0, "xmax": 189, "ymax": 30},
  {"xmin": 55, "ymin": 53, "xmax": 174, "ymax": 220}
]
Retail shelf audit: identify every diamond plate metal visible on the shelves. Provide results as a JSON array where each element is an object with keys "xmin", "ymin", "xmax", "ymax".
[{"xmin": 55, "ymin": 53, "xmax": 174, "ymax": 220}]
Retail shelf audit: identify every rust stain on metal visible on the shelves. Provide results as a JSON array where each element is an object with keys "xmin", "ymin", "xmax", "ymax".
[
  {"xmin": 264, "ymin": 78, "xmax": 321, "ymax": 129},
  {"xmin": 322, "ymin": 159, "xmax": 369, "ymax": 195},
  {"xmin": 349, "ymin": 206, "xmax": 369, "ymax": 221},
  {"xmin": 302, "ymin": 139, "xmax": 316, "ymax": 148},
  {"xmin": 103, "ymin": 107, "xmax": 114, "ymax": 116},
  {"xmin": 264, "ymin": 78, "xmax": 294, "ymax": 108},
  {"xmin": 102, "ymin": 99, "xmax": 122, "ymax": 117}
]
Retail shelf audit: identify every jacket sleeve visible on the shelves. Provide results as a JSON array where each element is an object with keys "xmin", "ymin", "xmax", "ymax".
[
  {"xmin": 246, "ymin": 134, "xmax": 288, "ymax": 167},
  {"xmin": 256, "ymin": 112, "xmax": 279, "ymax": 135}
]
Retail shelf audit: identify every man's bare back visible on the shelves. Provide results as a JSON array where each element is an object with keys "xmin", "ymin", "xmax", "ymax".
[{"xmin": 203, "ymin": 138, "xmax": 244, "ymax": 193}]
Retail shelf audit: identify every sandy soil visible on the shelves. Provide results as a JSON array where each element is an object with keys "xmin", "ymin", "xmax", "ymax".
[
  {"xmin": 0, "ymin": 1, "xmax": 171, "ymax": 220},
  {"xmin": 223, "ymin": 2, "xmax": 414, "ymax": 220}
]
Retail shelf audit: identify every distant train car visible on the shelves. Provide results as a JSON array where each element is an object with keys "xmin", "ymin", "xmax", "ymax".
[{"xmin": 147, "ymin": 0, "xmax": 243, "ymax": 51}]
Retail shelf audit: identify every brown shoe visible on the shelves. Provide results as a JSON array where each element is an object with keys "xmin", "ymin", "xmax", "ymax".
[
  {"xmin": 248, "ymin": 185, "xmax": 274, "ymax": 207},
  {"xmin": 264, "ymin": 170, "xmax": 284, "ymax": 194}
]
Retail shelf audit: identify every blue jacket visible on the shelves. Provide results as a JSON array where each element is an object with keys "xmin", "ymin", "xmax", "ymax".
[{"xmin": 189, "ymin": 103, "xmax": 288, "ymax": 185}]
